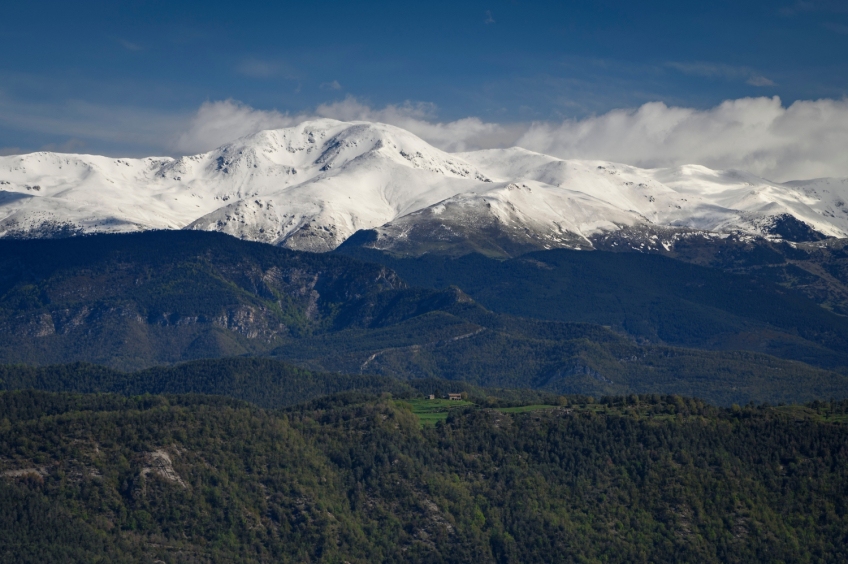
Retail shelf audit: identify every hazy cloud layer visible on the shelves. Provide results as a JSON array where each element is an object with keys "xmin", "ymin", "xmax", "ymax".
[
  {"xmin": 780, "ymin": 0, "xmax": 848, "ymax": 16},
  {"xmin": 823, "ymin": 22, "xmax": 848, "ymax": 34},
  {"xmin": 173, "ymin": 97, "xmax": 525, "ymax": 154},
  {"xmin": 175, "ymin": 96, "xmax": 848, "ymax": 181},
  {"xmin": 314, "ymin": 97, "xmax": 526, "ymax": 152},
  {"xmin": 666, "ymin": 62, "xmax": 775, "ymax": 87},
  {"xmin": 0, "ymin": 91, "xmax": 185, "ymax": 155},
  {"xmin": 118, "ymin": 39, "xmax": 143, "ymax": 52},
  {"xmin": 172, "ymin": 100, "xmax": 305, "ymax": 153}
]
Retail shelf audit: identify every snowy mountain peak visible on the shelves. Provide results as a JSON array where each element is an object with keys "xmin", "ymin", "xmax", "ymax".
[{"xmin": 1, "ymin": 119, "xmax": 846, "ymax": 255}]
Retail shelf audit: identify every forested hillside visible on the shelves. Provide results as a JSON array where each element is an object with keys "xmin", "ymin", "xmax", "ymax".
[
  {"xmin": 0, "ymin": 390, "xmax": 846, "ymax": 562},
  {"xmin": 268, "ymin": 310, "xmax": 848, "ymax": 406},
  {"xmin": 0, "ymin": 358, "xmax": 553, "ymax": 410},
  {"xmin": 0, "ymin": 350, "xmax": 845, "ymax": 409}
]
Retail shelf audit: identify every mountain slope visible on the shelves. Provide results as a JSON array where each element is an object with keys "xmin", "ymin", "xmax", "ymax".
[
  {"xmin": 1, "ymin": 231, "xmax": 846, "ymax": 404},
  {"xmin": 2, "ymin": 120, "xmax": 847, "ymax": 255},
  {"xmin": 0, "ymin": 230, "xmax": 410, "ymax": 368},
  {"xmin": 334, "ymin": 246, "xmax": 848, "ymax": 372}
]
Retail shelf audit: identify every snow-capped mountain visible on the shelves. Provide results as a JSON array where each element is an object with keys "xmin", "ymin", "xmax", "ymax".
[{"xmin": 0, "ymin": 118, "xmax": 846, "ymax": 255}]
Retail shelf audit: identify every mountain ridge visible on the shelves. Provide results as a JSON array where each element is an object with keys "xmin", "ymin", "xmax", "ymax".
[{"xmin": 2, "ymin": 119, "xmax": 846, "ymax": 255}]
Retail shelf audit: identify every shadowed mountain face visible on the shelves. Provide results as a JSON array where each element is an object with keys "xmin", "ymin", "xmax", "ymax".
[
  {"xmin": 0, "ymin": 230, "xmax": 417, "ymax": 368},
  {"xmin": 335, "ymin": 244, "xmax": 848, "ymax": 373},
  {"xmin": 0, "ymin": 230, "xmax": 847, "ymax": 405}
]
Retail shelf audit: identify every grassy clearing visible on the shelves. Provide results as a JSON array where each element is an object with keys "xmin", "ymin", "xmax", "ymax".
[
  {"xmin": 495, "ymin": 404, "xmax": 557, "ymax": 413},
  {"xmin": 399, "ymin": 398, "xmax": 848, "ymax": 427},
  {"xmin": 772, "ymin": 405, "xmax": 848, "ymax": 423},
  {"xmin": 402, "ymin": 398, "xmax": 475, "ymax": 426}
]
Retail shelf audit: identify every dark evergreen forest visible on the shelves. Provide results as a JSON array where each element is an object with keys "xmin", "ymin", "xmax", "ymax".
[{"xmin": 0, "ymin": 389, "xmax": 846, "ymax": 562}]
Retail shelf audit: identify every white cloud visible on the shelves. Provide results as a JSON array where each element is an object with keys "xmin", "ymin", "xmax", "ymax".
[
  {"xmin": 320, "ymin": 80, "xmax": 342, "ymax": 91},
  {"xmin": 118, "ymin": 39, "xmax": 143, "ymax": 52},
  {"xmin": 6, "ymin": 90, "xmax": 848, "ymax": 182},
  {"xmin": 484, "ymin": 10, "xmax": 495, "ymax": 24},
  {"xmin": 314, "ymin": 96, "xmax": 525, "ymax": 151},
  {"xmin": 172, "ymin": 100, "xmax": 306, "ymax": 153},
  {"xmin": 746, "ymin": 75, "xmax": 776, "ymax": 87},
  {"xmin": 516, "ymin": 96, "xmax": 848, "ymax": 181},
  {"xmin": 175, "ymin": 96, "xmax": 519, "ymax": 154},
  {"xmin": 175, "ymin": 95, "xmax": 848, "ymax": 180}
]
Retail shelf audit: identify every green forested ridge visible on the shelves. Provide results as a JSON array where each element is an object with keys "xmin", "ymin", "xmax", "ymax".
[
  {"xmin": 0, "ymin": 390, "xmax": 846, "ymax": 562},
  {"xmin": 0, "ymin": 359, "xmax": 411, "ymax": 409},
  {"xmin": 1, "ymin": 339, "xmax": 845, "ymax": 408},
  {"xmin": 0, "ymin": 358, "xmax": 559, "ymax": 410},
  {"xmin": 333, "ymin": 244, "xmax": 848, "ymax": 371},
  {"xmin": 266, "ymin": 297, "xmax": 848, "ymax": 406}
]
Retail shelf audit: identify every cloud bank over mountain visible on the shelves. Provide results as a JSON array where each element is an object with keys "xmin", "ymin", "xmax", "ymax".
[
  {"xmin": 516, "ymin": 97, "xmax": 848, "ymax": 182},
  {"xmin": 5, "ymin": 93, "xmax": 847, "ymax": 183},
  {"xmin": 175, "ymin": 96, "xmax": 848, "ymax": 182},
  {"xmin": 172, "ymin": 98, "xmax": 523, "ymax": 156}
]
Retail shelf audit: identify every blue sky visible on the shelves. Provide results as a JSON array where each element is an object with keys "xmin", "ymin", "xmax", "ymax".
[{"xmin": 1, "ymin": 0, "xmax": 847, "ymax": 172}]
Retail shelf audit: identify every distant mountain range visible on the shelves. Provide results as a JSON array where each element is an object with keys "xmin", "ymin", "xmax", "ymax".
[{"xmin": 1, "ymin": 119, "xmax": 847, "ymax": 255}]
